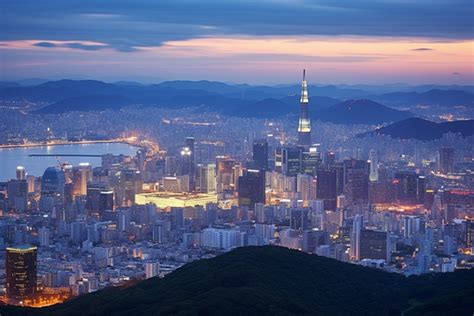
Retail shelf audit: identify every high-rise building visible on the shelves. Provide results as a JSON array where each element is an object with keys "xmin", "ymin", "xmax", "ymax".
[
  {"xmin": 238, "ymin": 169, "xmax": 265, "ymax": 210},
  {"xmin": 99, "ymin": 191, "xmax": 114, "ymax": 214},
  {"xmin": 302, "ymin": 230, "xmax": 329, "ymax": 253},
  {"xmin": 252, "ymin": 139, "xmax": 268, "ymax": 171},
  {"xmin": 145, "ymin": 262, "xmax": 160, "ymax": 279},
  {"xmin": 86, "ymin": 183, "xmax": 105, "ymax": 214},
  {"xmin": 297, "ymin": 173, "xmax": 316, "ymax": 202},
  {"xmin": 7, "ymin": 179, "xmax": 28, "ymax": 211},
  {"xmin": 16, "ymin": 166, "xmax": 26, "ymax": 180},
  {"xmin": 215, "ymin": 156, "xmax": 236, "ymax": 192},
  {"xmin": 73, "ymin": 163, "xmax": 92, "ymax": 196},
  {"xmin": 324, "ymin": 151, "xmax": 336, "ymax": 168},
  {"xmin": 316, "ymin": 169, "xmax": 337, "ymax": 211},
  {"xmin": 350, "ymin": 215, "xmax": 363, "ymax": 260},
  {"xmin": 297, "ymin": 69, "xmax": 311, "ymax": 147},
  {"xmin": 185, "ymin": 137, "xmax": 196, "ymax": 190},
  {"xmin": 6, "ymin": 245, "xmax": 37, "ymax": 299},
  {"xmin": 368, "ymin": 150, "xmax": 379, "ymax": 182},
  {"xmin": 198, "ymin": 164, "xmax": 216, "ymax": 193},
  {"xmin": 439, "ymin": 147, "xmax": 454, "ymax": 174},
  {"xmin": 40, "ymin": 167, "xmax": 65, "ymax": 210},
  {"xmin": 136, "ymin": 148, "xmax": 147, "ymax": 172},
  {"xmin": 343, "ymin": 159, "xmax": 369, "ymax": 205},
  {"xmin": 302, "ymin": 146, "xmax": 320, "ymax": 176},
  {"xmin": 393, "ymin": 171, "xmax": 425, "ymax": 205},
  {"xmin": 359, "ymin": 229, "xmax": 388, "ymax": 260},
  {"xmin": 38, "ymin": 227, "xmax": 50, "ymax": 247},
  {"xmin": 277, "ymin": 147, "xmax": 302, "ymax": 176}
]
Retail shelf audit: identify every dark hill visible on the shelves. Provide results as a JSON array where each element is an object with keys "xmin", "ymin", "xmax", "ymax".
[
  {"xmin": 315, "ymin": 99, "xmax": 413, "ymax": 124},
  {"xmin": 36, "ymin": 95, "xmax": 133, "ymax": 114},
  {"xmin": 219, "ymin": 95, "xmax": 340, "ymax": 118},
  {"xmin": 1, "ymin": 246, "xmax": 473, "ymax": 316},
  {"xmin": 370, "ymin": 118, "xmax": 474, "ymax": 140}
]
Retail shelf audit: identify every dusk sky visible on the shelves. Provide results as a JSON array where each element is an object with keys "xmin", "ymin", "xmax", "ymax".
[{"xmin": 1, "ymin": 0, "xmax": 473, "ymax": 84}]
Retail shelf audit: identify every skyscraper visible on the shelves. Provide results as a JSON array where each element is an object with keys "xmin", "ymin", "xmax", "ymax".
[
  {"xmin": 6, "ymin": 245, "xmax": 37, "ymax": 299},
  {"xmin": 73, "ymin": 163, "xmax": 92, "ymax": 196},
  {"xmin": 186, "ymin": 137, "xmax": 196, "ymax": 190},
  {"xmin": 16, "ymin": 166, "xmax": 26, "ymax": 180},
  {"xmin": 343, "ymin": 159, "xmax": 369, "ymax": 206},
  {"xmin": 393, "ymin": 171, "xmax": 425, "ymax": 205},
  {"xmin": 350, "ymin": 215, "xmax": 363, "ymax": 260},
  {"xmin": 40, "ymin": 167, "xmax": 65, "ymax": 210},
  {"xmin": 238, "ymin": 169, "xmax": 265, "ymax": 210},
  {"xmin": 252, "ymin": 139, "xmax": 268, "ymax": 171},
  {"xmin": 297, "ymin": 69, "xmax": 311, "ymax": 147},
  {"xmin": 199, "ymin": 164, "xmax": 217, "ymax": 193},
  {"xmin": 278, "ymin": 147, "xmax": 302, "ymax": 176},
  {"xmin": 316, "ymin": 169, "xmax": 337, "ymax": 211},
  {"xmin": 439, "ymin": 147, "xmax": 454, "ymax": 174},
  {"xmin": 359, "ymin": 229, "xmax": 388, "ymax": 260},
  {"xmin": 368, "ymin": 150, "xmax": 379, "ymax": 182}
]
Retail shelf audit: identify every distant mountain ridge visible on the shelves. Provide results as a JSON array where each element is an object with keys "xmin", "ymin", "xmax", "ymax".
[
  {"xmin": 365, "ymin": 118, "xmax": 474, "ymax": 140},
  {"xmin": 1, "ymin": 246, "xmax": 472, "ymax": 315},
  {"xmin": 372, "ymin": 89, "xmax": 474, "ymax": 108},
  {"xmin": 2, "ymin": 79, "xmax": 472, "ymax": 123},
  {"xmin": 314, "ymin": 99, "xmax": 413, "ymax": 124}
]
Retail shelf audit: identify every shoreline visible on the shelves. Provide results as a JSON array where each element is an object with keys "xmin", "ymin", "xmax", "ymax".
[{"xmin": 0, "ymin": 138, "xmax": 145, "ymax": 150}]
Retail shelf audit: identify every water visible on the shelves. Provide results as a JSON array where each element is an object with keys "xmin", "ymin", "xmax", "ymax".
[{"xmin": 0, "ymin": 143, "xmax": 139, "ymax": 181}]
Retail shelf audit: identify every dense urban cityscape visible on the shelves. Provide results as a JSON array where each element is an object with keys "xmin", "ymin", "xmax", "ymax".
[{"xmin": 0, "ymin": 71, "xmax": 472, "ymax": 308}]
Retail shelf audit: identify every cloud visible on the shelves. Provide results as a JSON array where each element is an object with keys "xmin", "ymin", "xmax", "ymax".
[
  {"xmin": 1, "ymin": 0, "xmax": 473, "ymax": 52},
  {"xmin": 64, "ymin": 42, "xmax": 107, "ymax": 51},
  {"xmin": 412, "ymin": 48, "xmax": 434, "ymax": 51},
  {"xmin": 34, "ymin": 41, "xmax": 58, "ymax": 48},
  {"xmin": 32, "ymin": 40, "xmax": 135, "ymax": 52},
  {"xmin": 452, "ymin": 72, "xmax": 462, "ymax": 76}
]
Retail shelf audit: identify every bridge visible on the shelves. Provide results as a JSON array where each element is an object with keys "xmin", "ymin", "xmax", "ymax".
[{"xmin": 29, "ymin": 154, "xmax": 103, "ymax": 157}]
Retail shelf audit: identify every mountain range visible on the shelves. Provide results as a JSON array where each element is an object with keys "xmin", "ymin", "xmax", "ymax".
[
  {"xmin": 365, "ymin": 118, "xmax": 474, "ymax": 140},
  {"xmin": 0, "ymin": 79, "xmax": 472, "ymax": 124},
  {"xmin": 1, "ymin": 246, "xmax": 472, "ymax": 315}
]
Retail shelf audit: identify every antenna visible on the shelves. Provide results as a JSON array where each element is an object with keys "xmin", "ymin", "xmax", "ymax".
[{"xmin": 303, "ymin": 69, "xmax": 306, "ymax": 81}]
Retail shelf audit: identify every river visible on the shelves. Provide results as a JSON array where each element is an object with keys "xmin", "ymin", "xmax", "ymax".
[{"xmin": 0, "ymin": 143, "xmax": 139, "ymax": 181}]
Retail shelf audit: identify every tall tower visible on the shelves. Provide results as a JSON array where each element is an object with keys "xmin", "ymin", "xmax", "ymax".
[{"xmin": 298, "ymin": 69, "xmax": 311, "ymax": 147}]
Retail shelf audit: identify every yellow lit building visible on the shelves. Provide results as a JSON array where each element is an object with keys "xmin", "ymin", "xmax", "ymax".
[{"xmin": 135, "ymin": 192, "xmax": 217, "ymax": 209}]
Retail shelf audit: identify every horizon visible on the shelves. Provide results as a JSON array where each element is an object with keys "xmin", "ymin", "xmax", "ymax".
[{"xmin": 3, "ymin": 76, "xmax": 474, "ymax": 88}]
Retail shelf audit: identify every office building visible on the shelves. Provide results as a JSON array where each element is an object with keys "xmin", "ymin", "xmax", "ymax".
[
  {"xmin": 359, "ymin": 229, "xmax": 388, "ymax": 260},
  {"xmin": 6, "ymin": 245, "xmax": 37, "ymax": 299},
  {"xmin": 16, "ymin": 166, "xmax": 26, "ymax": 180},
  {"xmin": 238, "ymin": 169, "xmax": 265, "ymax": 210},
  {"xmin": 439, "ymin": 147, "xmax": 454, "ymax": 174},
  {"xmin": 252, "ymin": 139, "xmax": 268, "ymax": 171},
  {"xmin": 198, "ymin": 164, "xmax": 216, "ymax": 193},
  {"xmin": 368, "ymin": 150, "xmax": 379, "ymax": 182}
]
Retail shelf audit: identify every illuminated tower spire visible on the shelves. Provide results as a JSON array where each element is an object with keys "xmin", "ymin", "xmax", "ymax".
[{"xmin": 298, "ymin": 69, "xmax": 311, "ymax": 147}]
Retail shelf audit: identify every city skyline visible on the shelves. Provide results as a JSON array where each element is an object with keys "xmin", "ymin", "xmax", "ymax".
[{"xmin": 0, "ymin": 1, "xmax": 473, "ymax": 314}]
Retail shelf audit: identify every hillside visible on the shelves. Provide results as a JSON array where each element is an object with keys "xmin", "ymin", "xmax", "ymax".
[
  {"xmin": 1, "ymin": 246, "xmax": 473, "ymax": 315},
  {"xmin": 36, "ymin": 95, "xmax": 133, "ymax": 114},
  {"xmin": 315, "ymin": 99, "xmax": 413, "ymax": 124},
  {"xmin": 370, "ymin": 118, "xmax": 474, "ymax": 140}
]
